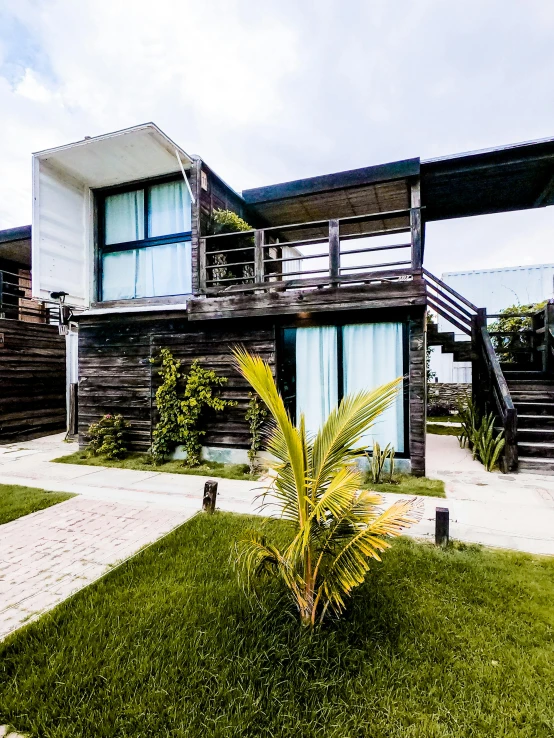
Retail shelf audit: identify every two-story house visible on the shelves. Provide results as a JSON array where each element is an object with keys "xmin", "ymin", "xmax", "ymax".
[{"xmin": 25, "ymin": 123, "xmax": 554, "ymax": 474}]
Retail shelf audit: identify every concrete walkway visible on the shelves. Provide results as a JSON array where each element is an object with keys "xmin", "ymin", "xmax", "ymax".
[
  {"xmin": 1, "ymin": 432, "xmax": 554, "ymax": 641},
  {"xmin": 0, "ymin": 496, "xmax": 195, "ymax": 641}
]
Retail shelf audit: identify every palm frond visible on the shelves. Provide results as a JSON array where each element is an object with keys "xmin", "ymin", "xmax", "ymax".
[
  {"xmin": 233, "ymin": 348, "xmax": 309, "ymax": 524},
  {"xmin": 311, "ymin": 379, "xmax": 402, "ymax": 494},
  {"xmin": 320, "ymin": 497, "xmax": 421, "ymax": 613}
]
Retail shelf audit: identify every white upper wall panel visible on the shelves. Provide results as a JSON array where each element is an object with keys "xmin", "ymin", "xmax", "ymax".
[
  {"xmin": 32, "ymin": 160, "xmax": 89, "ymax": 306},
  {"xmin": 31, "ymin": 123, "xmax": 194, "ymax": 308}
]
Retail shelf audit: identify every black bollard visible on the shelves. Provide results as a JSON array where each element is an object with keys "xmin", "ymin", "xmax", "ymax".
[
  {"xmin": 203, "ymin": 480, "xmax": 218, "ymax": 513},
  {"xmin": 435, "ymin": 507, "xmax": 449, "ymax": 547}
]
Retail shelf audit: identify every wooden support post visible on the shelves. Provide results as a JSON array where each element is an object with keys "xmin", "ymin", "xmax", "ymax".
[
  {"xmin": 199, "ymin": 238, "xmax": 207, "ymax": 292},
  {"xmin": 68, "ymin": 382, "xmax": 78, "ymax": 436},
  {"xmin": 543, "ymin": 300, "xmax": 554, "ymax": 374},
  {"xmin": 254, "ymin": 229, "xmax": 264, "ymax": 284},
  {"xmin": 203, "ymin": 480, "xmax": 218, "ymax": 513},
  {"xmin": 435, "ymin": 507, "xmax": 449, "ymax": 547},
  {"xmin": 504, "ymin": 406, "xmax": 518, "ymax": 472},
  {"xmin": 410, "ymin": 179, "xmax": 423, "ymax": 269},
  {"xmin": 329, "ymin": 219, "xmax": 340, "ymax": 281},
  {"xmin": 471, "ymin": 308, "xmax": 487, "ymax": 414}
]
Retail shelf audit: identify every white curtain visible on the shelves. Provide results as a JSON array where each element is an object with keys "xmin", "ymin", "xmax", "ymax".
[
  {"xmin": 343, "ymin": 323, "xmax": 404, "ymax": 452},
  {"xmin": 102, "ymin": 242, "xmax": 191, "ymax": 300},
  {"xmin": 296, "ymin": 326, "xmax": 338, "ymax": 435},
  {"xmin": 104, "ymin": 190, "xmax": 144, "ymax": 245},
  {"xmin": 148, "ymin": 180, "xmax": 191, "ymax": 237}
]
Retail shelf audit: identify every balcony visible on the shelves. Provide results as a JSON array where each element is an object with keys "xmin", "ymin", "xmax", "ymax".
[{"xmin": 190, "ymin": 205, "xmax": 425, "ymax": 320}]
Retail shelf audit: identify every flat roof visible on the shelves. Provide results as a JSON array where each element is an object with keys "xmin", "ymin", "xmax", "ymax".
[
  {"xmin": 0, "ymin": 225, "xmax": 32, "ymax": 267},
  {"xmin": 242, "ymin": 136, "xmax": 554, "ymax": 225}
]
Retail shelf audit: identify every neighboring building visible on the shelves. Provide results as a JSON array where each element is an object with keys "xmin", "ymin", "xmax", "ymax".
[
  {"xmin": 0, "ymin": 226, "xmax": 66, "ymax": 441},
  {"xmin": 4, "ymin": 123, "xmax": 554, "ymax": 472},
  {"xmin": 431, "ymin": 264, "xmax": 554, "ymax": 382}
]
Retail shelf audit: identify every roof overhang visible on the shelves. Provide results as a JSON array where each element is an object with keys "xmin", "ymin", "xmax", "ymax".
[
  {"xmin": 242, "ymin": 158, "xmax": 420, "ymax": 227},
  {"xmin": 33, "ymin": 123, "xmax": 194, "ymax": 189},
  {"xmin": 0, "ymin": 225, "xmax": 32, "ymax": 267},
  {"xmin": 421, "ymin": 137, "xmax": 554, "ymax": 221}
]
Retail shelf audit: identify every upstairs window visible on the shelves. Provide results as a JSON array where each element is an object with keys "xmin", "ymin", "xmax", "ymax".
[{"xmin": 99, "ymin": 177, "xmax": 192, "ymax": 301}]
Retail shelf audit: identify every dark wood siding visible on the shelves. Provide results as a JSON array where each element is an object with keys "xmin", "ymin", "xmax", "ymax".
[
  {"xmin": 198, "ymin": 164, "xmax": 248, "ymax": 239},
  {"xmin": 78, "ymin": 313, "xmax": 275, "ymax": 451},
  {"xmin": 77, "ymin": 306, "xmax": 425, "ymax": 475},
  {"xmin": 0, "ymin": 318, "xmax": 66, "ymax": 441}
]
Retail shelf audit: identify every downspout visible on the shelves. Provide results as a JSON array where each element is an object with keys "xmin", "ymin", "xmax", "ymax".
[{"xmin": 175, "ymin": 150, "xmax": 196, "ymax": 205}]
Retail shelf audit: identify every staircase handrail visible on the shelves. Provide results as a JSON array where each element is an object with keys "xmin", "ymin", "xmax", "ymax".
[
  {"xmin": 479, "ymin": 324, "xmax": 518, "ymax": 471},
  {"xmin": 422, "ymin": 268, "xmax": 480, "ymax": 313}
]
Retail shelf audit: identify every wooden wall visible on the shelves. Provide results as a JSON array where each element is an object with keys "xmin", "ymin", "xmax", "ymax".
[
  {"xmin": 77, "ymin": 307, "xmax": 426, "ymax": 475},
  {"xmin": 0, "ymin": 318, "xmax": 66, "ymax": 442},
  {"xmin": 78, "ymin": 312, "xmax": 275, "ymax": 451}
]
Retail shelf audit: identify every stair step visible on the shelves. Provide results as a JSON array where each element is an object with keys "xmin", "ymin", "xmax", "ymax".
[
  {"xmin": 510, "ymin": 393, "xmax": 554, "ymax": 402},
  {"xmin": 513, "ymin": 402, "xmax": 554, "ymax": 416},
  {"xmin": 508, "ymin": 384, "xmax": 554, "ymax": 391},
  {"xmin": 518, "ymin": 457, "xmax": 554, "ymax": 474},
  {"xmin": 517, "ymin": 414, "xmax": 554, "ymax": 428},
  {"xmin": 517, "ymin": 441, "xmax": 554, "ymax": 458},
  {"xmin": 517, "ymin": 428, "xmax": 554, "ymax": 443},
  {"xmin": 503, "ymin": 371, "xmax": 547, "ymax": 379}
]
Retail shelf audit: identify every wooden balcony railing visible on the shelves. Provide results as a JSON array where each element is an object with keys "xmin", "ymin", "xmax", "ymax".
[
  {"xmin": 199, "ymin": 205, "xmax": 423, "ymax": 295},
  {"xmin": 0, "ymin": 269, "xmax": 58, "ymax": 324}
]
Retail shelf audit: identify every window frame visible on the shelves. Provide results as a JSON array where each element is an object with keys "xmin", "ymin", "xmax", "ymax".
[
  {"xmin": 95, "ymin": 173, "xmax": 193, "ymax": 302},
  {"xmin": 278, "ymin": 318, "xmax": 410, "ymax": 457}
]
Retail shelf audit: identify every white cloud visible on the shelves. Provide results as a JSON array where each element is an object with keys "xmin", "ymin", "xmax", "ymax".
[
  {"xmin": 14, "ymin": 68, "xmax": 54, "ymax": 102},
  {"xmin": 1, "ymin": 0, "xmax": 554, "ymax": 275}
]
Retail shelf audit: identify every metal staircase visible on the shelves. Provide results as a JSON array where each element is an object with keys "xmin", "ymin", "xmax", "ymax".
[{"xmin": 423, "ymin": 269, "xmax": 554, "ymax": 474}]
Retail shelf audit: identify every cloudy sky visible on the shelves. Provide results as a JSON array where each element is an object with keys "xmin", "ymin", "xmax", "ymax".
[{"xmin": 1, "ymin": 0, "xmax": 554, "ymax": 275}]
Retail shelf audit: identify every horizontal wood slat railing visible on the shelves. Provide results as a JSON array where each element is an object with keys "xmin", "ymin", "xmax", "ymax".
[
  {"xmin": 199, "ymin": 204, "xmax": 423, "ymax": 294},
  {"xmin": 422, "ymin": 269, "xmax": 476, "ymax": 337},
  {"xmin": 0, "ymin": 269, "xmax": 58, "ymax": 324}
]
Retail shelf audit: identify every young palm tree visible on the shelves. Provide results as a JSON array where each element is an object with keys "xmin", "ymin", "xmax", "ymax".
[{"xmin": 233, "ymin": 348, "xmax": 421, "ymax": 628}]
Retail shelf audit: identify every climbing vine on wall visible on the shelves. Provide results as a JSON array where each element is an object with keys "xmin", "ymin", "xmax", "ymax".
[
  {"xmin": 245, "ymin": 392, "xmax": 268, "ymax": 474},
  {"xmin": 151, "ymin": 349, "xmax": 236, "ymax": 466}
]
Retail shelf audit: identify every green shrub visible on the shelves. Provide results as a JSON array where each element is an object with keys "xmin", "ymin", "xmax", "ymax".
[
  {"xmin": 368, "ymin": 441, "xmax": 395, "ymax": 484},
  {"xmin": 475, "ymin": 413, "xmax": 505, "ymax": 472},
  {"xmin": 151, "ymin": 349, "xmax": 236, "ymax": 466},
  {"xmin": 245, "ymin": 392, "xmax": 268, "ymax": 474},
  {"xmin": 86, "ymin": 414, "xmax": 129, "ymax": 459},
  {"xmin": 488, "ymin": 302, "xmax": 546, "ymax": 363},
  {"xmin": 211, "ymin": 208, "xmax": 252, "ymax": 234},
  {"xmin": 458, "ymin": 399, "xmax": 505, "ymax": 471}
]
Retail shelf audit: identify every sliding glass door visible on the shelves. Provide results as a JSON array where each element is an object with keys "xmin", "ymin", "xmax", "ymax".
[
  {"xmin": 282, "ymin": 322, "xmax": 405, "ymax": 452},
  {"xmin": 342, "ymin": 323, "xmax": 404, "ymax": 451},
  {"xmin": 296, "ymin": 326, "xmax": 339, "ymax": 434}
]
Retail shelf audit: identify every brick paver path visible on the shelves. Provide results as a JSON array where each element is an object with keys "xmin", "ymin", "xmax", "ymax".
[{"xmin": 0, "ymin": 496, "xmax": 195, "ymax": 641}]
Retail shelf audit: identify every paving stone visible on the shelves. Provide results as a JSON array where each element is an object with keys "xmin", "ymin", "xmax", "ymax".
[{"xmin": 0, "ymin": 495, "xmax": 194, "ymax": 641}]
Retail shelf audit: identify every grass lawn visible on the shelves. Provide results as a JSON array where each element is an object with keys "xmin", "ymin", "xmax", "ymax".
[
  {"xmin": 52, "ymin": 451, "xmax": 259, "ymax": 481},
  {"xmin": 363, "ymin": 473, "xmax": 446, "ymax": 498},
  {"xmin": 1, "ymin": 514, "xmax": 552, "ymax": 737},
  {"xmin": 426, "ymin": 423, "xmax": 462, "ymax": 437},
  {"xmin": 0, "ymin": 484, "xmax": 74, "ymax": 525}
]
